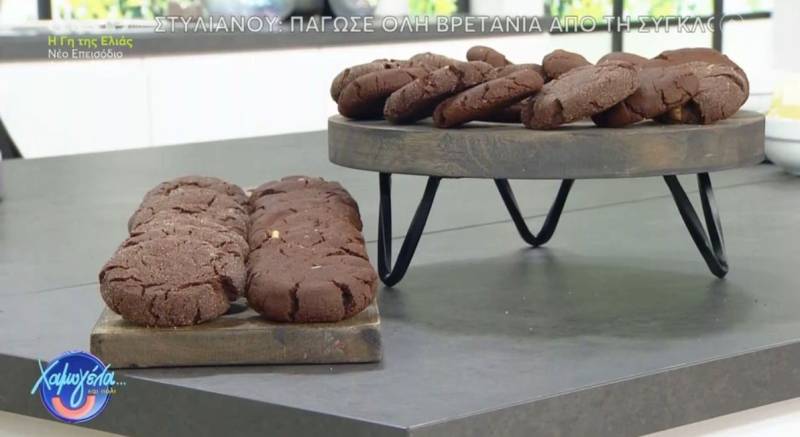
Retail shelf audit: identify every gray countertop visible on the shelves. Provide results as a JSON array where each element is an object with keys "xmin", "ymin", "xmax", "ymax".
[{"xmin": 1, "ymin": 131, "xmax": 799, "ymax": 436}]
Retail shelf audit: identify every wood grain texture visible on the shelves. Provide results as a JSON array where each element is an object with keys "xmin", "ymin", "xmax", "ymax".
[
  {"xmin": 328, "ymin": 111, "xmax": 765, "ymax": 179},
  {"xmin": 90, "ymin": 300, "xmax": 381, "ymax": 368}
]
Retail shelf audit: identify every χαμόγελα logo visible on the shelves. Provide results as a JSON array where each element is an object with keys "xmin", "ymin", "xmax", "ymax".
[{"xmin": 31, "ymin": 351, "xmax": 116, "ymax": 423}]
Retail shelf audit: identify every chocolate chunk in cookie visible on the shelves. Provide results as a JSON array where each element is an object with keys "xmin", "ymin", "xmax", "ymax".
[
  {"xmin": 129, "ymin": 186, "xmax": 248, "ymax": 237},
  {"xmin": 143, "ymin": 176, "xmax": 248, "ymax": 207},
  {"xmin": 337, "ymin": 67, "xmax": 430, "ymax": 119},
  {"xmin": 597, "ymin": 52, "xmax": 649, "ymax": 66},
  {"xmin": 466, "ymin": 46, "xmax": 511, "ymax": 67},
  {"xmin": 433, "ymin": 69, "xmax": 544, "ymax": 128},
  {"xmin": 655, "ymin": 62, "xmax": 747, "ymax": 124},
  {"xmin": 384, "ymin": 61, "xmax": 495, "ymax": 124},
  {"xmin": 523, "ymin": 61, "xmax": 640, "ymax": 129},
  {"xmin": 246, "ymin": 175, "xmax": 375, "ymax": 323},
  {"xmin": 246, "ymin": 242, "xmax": 377, "ymax": 323},
  {"xmin": 99, "ymin": 236, "xmax": 245, "ymax": 327},
  {"xmin": 542, "ymin": 49, "xmax": 591, "ymax": 81},
  {"xmin": 592, "ymin": 63, "xmax": 700, "ymax": 127},
  {"xmin": 330, "ymin": 59, "xmax": 408, "ymax": 102}
]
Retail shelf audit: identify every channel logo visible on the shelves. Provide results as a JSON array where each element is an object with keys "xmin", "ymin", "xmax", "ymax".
[{"xmin": 30, "ymin": 351, "xmax": 117, "ymax": 423}]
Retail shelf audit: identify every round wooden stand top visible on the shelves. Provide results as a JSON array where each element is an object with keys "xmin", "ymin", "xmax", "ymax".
[{"xmin": 328, "ymin": 111, "xmax": 765, "ymax": 179}]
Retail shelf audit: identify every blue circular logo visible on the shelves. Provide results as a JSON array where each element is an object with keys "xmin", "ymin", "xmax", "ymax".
[{"xmin": 31, "ymin": 351, "xmax": 115, "ymax": 423}]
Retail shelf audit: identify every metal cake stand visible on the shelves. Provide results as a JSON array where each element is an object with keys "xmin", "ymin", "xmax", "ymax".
[{"xmin": 328, "ymin": 111, "xmax": 765, "ymax": 286}]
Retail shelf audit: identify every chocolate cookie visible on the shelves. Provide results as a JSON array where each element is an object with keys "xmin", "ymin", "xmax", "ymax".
[
  {"xmin": 246, "ymin": 242, "xmax": 377, "ymax": 323},
  {"xmin": 384, "ymin": 61, "xmax": 496, "ymax": 124},
  {"xmin": 654, "ymin": 48, "xmax": 741, "ymax": 70},
  {"xmin": 597, "ymin": 52, "xmax": 649, "ymax": 66},
  {"xmin": 542, "ymin": 49, "xmax": 591, "ymax": 80},
  {"xmin": 592, "ymin": 63, "xmax": 700, "ymax": 127},
  {"xmin": 653, "ymin": 47, "xmax": 749, "ymax": 94},
  {"xmin": 523, "ymin": 61, "xmax": 640, "ymax": 129},
  {"xmin": 655, "ymin": 62, "xmax": 747, "ymax": 125},
  {"xmin": 99, "ymin": 236, "xmax": 245, "ymax": 327},
  {"xmin": 466, "ymin": 46, "xmax": 511, "ymax": 67},
  {"xmin": 248, "ymin": 176, "xmax": 362, "ymax": 231},
  {"xmin": 246, "ymin": 175, "xmax": 376, "ymax": 323},
  {"xmin": 249, "ymin": 219, "xmax": 366, "ymax": 258},
  {"xmin": 495, "ymin": 63, "xmax": 545, "ymax": 79},
  {"xmin": 251, "ymin": 189, "xmax": 358, "ymax": 219},
  {"xmin": 250, "ymin": 176, "xmax": 345, "ymax": 202},
  {"xmin": 330, "ymin": 59, "xmax": 408, "ymax": 102},
  {"xmin": 477, "ymin": 103, "xmax": 523, "ymax": 124},
  {"xmin": 337, "ymin": 67, "xmax": 430, "ymax": 119},
  {"xmin": 483, "ymin": 65, "xmax": 546, "ymax": 122},
  {"xmin": 127, "ymin": 213, "xmax": 250, "ymax": 261},
  {"xmin": 143, "ymin": 176, "xmax": 248, "ymax": 207},
  {"xmin": 408, "ymin": 52, "xmax": 462, "ymax": 69},
  {"xmin": 250, "ymin": 203, "xmax": 363, "ymax": 237},
  {"xmin": 433, "ymin": 69, "xmax": 544, "ymax": 128},
  {"xmin": 129, "ymin": 186, "xmax": 248, "ymax": 237}
]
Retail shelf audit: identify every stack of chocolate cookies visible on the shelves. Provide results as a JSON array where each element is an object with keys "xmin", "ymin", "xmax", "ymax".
[
  {"xmin": 99, "ymin": 175, "xmax": 378, "ymax": 328},
  {"xmin": 331, "ymin": 46, "xmax": 749, "ymax": 129},
  {"xmin": 246, "ymin": 176, "xmax": 377, "ymax": 323},
  {"xmin": 99, "ymin": 176, "xmax": 250, "ymax": 327}
]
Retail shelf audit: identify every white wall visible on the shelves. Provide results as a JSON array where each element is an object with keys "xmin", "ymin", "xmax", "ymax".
[
  {"xmin": 0, "ymin": 0, "xmax": 38, "ymax": 24},
  {"xmin": 772, "ymin": 0, "xmax": 800, "ymax": 72},
  {"xmin": 0, "ymin": 32, "xmax": 609, "ymax": 158}
]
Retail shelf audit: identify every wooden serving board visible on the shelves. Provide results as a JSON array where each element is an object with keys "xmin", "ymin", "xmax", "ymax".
[
  {"xmin": 328, "ymin": 111, "xmax": 765, "ymax": 179},
  {"xmin": 90, "ymin": 300, "xmax": 381, "ymax": 368}
]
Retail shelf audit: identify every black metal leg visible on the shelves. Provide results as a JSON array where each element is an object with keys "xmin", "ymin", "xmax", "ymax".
[
  {"xmin": 495, "ymin": 179, "xmax": 575, "ymax": 247},
  {"xmin": 664, "ymin": 173, "xmax": 728, "ymax": 278},
  {"xmin": 378, "ymin": 173, "xmax": 441, "ymax": 286}
]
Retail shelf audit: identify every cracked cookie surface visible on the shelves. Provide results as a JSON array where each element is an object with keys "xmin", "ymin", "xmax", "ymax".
[
  {"xmin": 654, "ymin": 47, "xmax": 748, "ymax": 94},
  {"xmin": 128, "ymin": 186, "xmax": 249, "ymax": 237},
  {"xmin": 143, "ymin": 175, "xmax": 249, "ymax": 207},
  {"xmin": 592, "ymin": 63, "xmax": 700, "ymax": 127},
  {"xmin": 251, "ymin": 202, "xmax": 363, "ymax": 236},
  {"xmin": 127, "ymin": 213, "xmax": 250, "ymax": 261},
  {"xmin": 433, "ymin": 69, "xmax": 544, "ymax": 128},
  {"xmin": 330, "ymin": 59, "xmax": 408, "ymax": 102},
  {"xmin": 384, "ymin": 61, "xmax": 496, "ymax": 124},
  {"xmin": 337, "ymin": 67, "xmax": 431, "ymax": 119},
  {"xmin": 248, "ymin": 218, "xmax": 366, "ymax": 258},
  {"xmin": 247, "ymin": 242, "xmax": 377, "ymax": 323},
  {"xmin": 655, "ymin": 62, "xmax": 747, "ymax": 125},
  {"xmin": 523, "ymin": 61, "xmax": 640, "ymax": 129},
  {"xmin": 250, "ymin": 176, "xmax": 347, "ymax": 201},
  {"xmin": 99, "ymin": 236, "xmax": 244, "ymax": 327},
  {"xmin": 246, "ymin": 176, "xmax": 377, "ymax": 323},
  {"xmin": 250, "ymin": 185, "xmax": 358, "ymax": 217}
]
